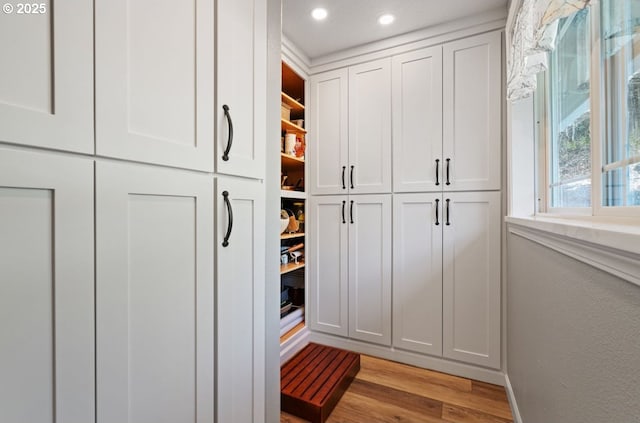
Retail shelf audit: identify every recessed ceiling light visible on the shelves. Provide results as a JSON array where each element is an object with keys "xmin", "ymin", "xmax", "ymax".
[
  {"xmin": 311, "ymin": 8, "xmax": 328, "ymax": 21},
  {"xmin": 378, "ymin": 14, "xmax": 395, "ymax": 25}
]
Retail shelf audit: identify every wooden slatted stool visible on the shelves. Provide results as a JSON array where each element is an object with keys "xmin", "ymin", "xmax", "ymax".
[{"xmin": 281, "ymin": 343, "xmax": 361, "ymax": 423}]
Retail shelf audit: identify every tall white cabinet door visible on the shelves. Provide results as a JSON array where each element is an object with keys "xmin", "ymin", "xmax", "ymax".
[
  {"xmin": 216, "ymin": 0, "xmax": 266, "ymax": 179},
  {"xmin": 308, "ymin": 196, "xmax": 349, "ymax": 336},
  {"xmin": 443, "ymin": 31, "xmax": 501, "ymax": 191},
  {"xmin": 96, "ymin": 162, "xmax": 215, "ymax": 423},
  {"xmin": 95, "ymin": 0, "xmax": 215, "ymax": 171},
  {"xmin": 216, "ymin": 177, "xmax": 265, "ymax": 423},
  {"xmin": 442, "ymin": 191, "xmax": 501, "ymax": 369},
  {"xmin": 349, "ymin": 59, "xmax": 392, "ymax": 194},
  {"xmin": 393, "ymin": 194, "xmax": 443, "ymax": 356},
  {"xmin": 0, "ymin": 149, "xmax": 94, "ymax": 422},
  {"xmin": 349, "ymin": 195, "xmax": 392, "ymax": 346},
  {"xmin": 0, "ymin": 2, "xmax": 93, "ymax": 153},
  {"xmin": 309, "ymin": 69, "xmax": 349, "ymax": 195},
  {"xmin": 392, "ymin": 47, "xmax": 443, "ymax": 192}
]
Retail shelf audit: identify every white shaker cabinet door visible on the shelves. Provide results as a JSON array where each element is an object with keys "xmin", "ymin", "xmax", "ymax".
[
  {"xmin": 0, "ymin": 1, "xmax": 93, "ymax": 153},
  {"xmin": 348, "ymin": 195, "xmax": 392, "ymax": 346},
  {"xmin": 308, "ymin": 196, "xmax": 349, "ymax": 336},
  {"xmin": 215, "ymin": 177, "xmax": 265, "ymax": 423},
  {"xmin": 96, "ymin": 162, "xmax": 215, "ymax": 423},
  {"xmin": 442, "ymin": 191, "xmax": 501, "ymax": 369},
  {"xmin": 443, "ymin": 31, "xmax": 501, "ymax": 191},
  {"xmin": 309, "ymin": 69, "xmax": 349, "ymax": 195},
  {"xmin": 392, "ymin": 47, "xmax": 443, "ymax": 192},
  {"xmin": 0, "ymin": 148, "xmax": 94, "ymax": 423},
  {"xmin": 95, "ymin": 0, "xmax": 215, "ymax": 171},
  {"xmin": 393, "ymin": 193, "xmax": 443, "ymax": 356},
  {"xmin": 349, "ymin": 59, "xmax": 392, "ymax": 194},
  {"xmin": 216, "ymin": 0, "xmax": 266, "ymax": 179}
]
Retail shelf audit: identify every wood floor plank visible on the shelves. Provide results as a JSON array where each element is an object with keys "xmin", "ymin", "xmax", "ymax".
[
  {"xmin": 441, "ymin": 403, "xmax": 513, "ymax": 423},
  {"xmin": 470, "ymin": 380, "xmax": 509, "ymax": 402}
]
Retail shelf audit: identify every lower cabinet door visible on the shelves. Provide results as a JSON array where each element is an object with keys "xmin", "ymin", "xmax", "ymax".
[
  {"xmin": 308, "ymin": 196, "xmax": 349, "ymax": 336},
  {"xmin": 0, "ymin": 148, "xmax": 94, "ymax": 423},
  {"xmin": 96, "ymin": 162, "xmax": 215, "ymax": 423},
  {"xmin": 393, "ymin": 193, "xmax": 443, "ymax": 355},
  {"xmin": 215, "ymin": 176, "xmax": 265, "ymax": 423},
  {"xmin": 442, "ymin": 191, "xmax": 501, "ymax": 369},
  {"xmin": 348, "ymin": 195, "xmax": 392, "ymax": 346}
]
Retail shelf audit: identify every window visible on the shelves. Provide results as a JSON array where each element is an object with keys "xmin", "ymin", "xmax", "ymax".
[{"xmin": 539, "ymin": 0, "xmax": 640, "ymax": 214}]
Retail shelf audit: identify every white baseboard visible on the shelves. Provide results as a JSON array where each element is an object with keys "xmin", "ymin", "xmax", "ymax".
[
  {"xmin": 504, "ymin": 374, "xmax": 523, "ymax": 423},
  {"xmin": 280, "ymin": 326, "xmax": 310, "ymax": 365},
  {"xmin": 309, "ymin": 332, "xmax": 505, "ymax": 386}
]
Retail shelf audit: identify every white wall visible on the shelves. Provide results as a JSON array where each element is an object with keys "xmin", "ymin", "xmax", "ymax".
[{"xmin": 507, "ymin": 233, "xmax": 640, "ymax": 423}]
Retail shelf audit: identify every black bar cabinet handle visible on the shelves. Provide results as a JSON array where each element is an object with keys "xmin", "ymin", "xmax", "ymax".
[
  {"xmin": 445, "ymin": 158, "xmax": 451, "ymax": 186},
  {"xmin": 350, "ymin": 200, "xmax": 354, "ymax": 224},
  {"xmin": 341, "ymin": 200, "xmax": 346, "ymax": 224},
  {"xmin": 445, "ymin": 198, "xmax": 451, "ymax": 226},
  {"xmin": 435, "ymin": 198, "xmax": 440, "ymax": 226},
  {"xmin": 342, "ymin": 166, "xmax": 346, "ymax": 190},
  {"xmin": 222, "ymin": 105, "xmax": 233, "ymax": 161},
  {"xmin": 435, "ymin": 159, "xmax": 440, "ymax": 186},
  {"xmin": 222, "ymin": 191, "xmax": 233, "ymax": 247},
  {"xmin": 350, "ymin": 165, "xmax": 354, "ymax": 189}
]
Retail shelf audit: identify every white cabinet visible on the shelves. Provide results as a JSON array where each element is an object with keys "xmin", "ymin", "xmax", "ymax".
[
  {"xmin": 0, "ymin": 2, "xmax": 94, "ymax": 153},
  {"xmin": 216, "ymin": 177, "xmax": 265, "ymax": 423},
  {"xmin": 348, "ymin": 59, "xmax": 392, "ymax": 194},
  {"xmin": 443, "ymin": 31, "xmax": 502, "ymax": 191},
  {"xmin": 443, "ymin": 191, "xmax": 501, "ymax": 369},
  {"xmin": 216, "ymin": 0, "xmax": 266, "ymax": 179},
  {"xmin": 393, "ymin": 194, "xmax": 443, "ymax": 356},
  {"xmin": 309, "ymin": 59, "xmax": 391, "ymax": 195},
  {"xmin": 0, "ymin": 149, "xmax": 94, "ymax": 422},
  {"xmin": 309, "ymin": 69, "xmax": 349, "ymax": 195},
  {"xmin": 96, "ymin": 162, "xmax": 215, "ymax": 423},
  {"xmin": 308, "ymin": 195, "xmax": 391, "ymax": 346},
  {"xmin": 392, "ymin": 47, "xmax": 443, "ymax": 192},
  {"xmin": 95, "ymin": 0, "xmax": 215, "ymax": 172},
  {"xmin": 392, "ymin": 31, "xmax": 501, "ymax": 193}
]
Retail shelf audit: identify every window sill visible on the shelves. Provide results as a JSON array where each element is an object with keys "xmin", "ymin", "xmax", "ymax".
[{"xmin": 505, "ymin": 215, "xmax": 640, "ymax": 287}]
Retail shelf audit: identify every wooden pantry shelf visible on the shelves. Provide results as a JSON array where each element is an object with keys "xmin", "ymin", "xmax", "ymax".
[
  {"xmin": 281, "ymin": 190, "xmax": 306, "ymax": 200},
  {"xmin": 280, "ymin": 260, "xmax": 305, "ymax": 275},
  {"xmin": 281, "ymin": 232, "xmax": 305, "ymax": 240},
  {"xmin": 281, "ymin": 92, "xmax": 305, "ymax": 112},
  {"xmin": 281, "ymin": 118, "xmax": 307, "ymax": 134},
  {"xmin": 281, "ymin": 152, "xmax": 304, "ymax": 168}
]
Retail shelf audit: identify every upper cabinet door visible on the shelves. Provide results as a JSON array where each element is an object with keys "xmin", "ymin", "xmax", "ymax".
[
  {"xmin": 216, "ymin": 0, "xmax": 266, "ymax": 179},
  {"xmin": 392, "ymin": 193, "xmax": 443, "ymax": 356},
  {"xmin": 309, "ymin": 69, "xmax": 349, "ymax": 195},
  {"xmin": 443, "ymin": 31, "xmax": 501, "ymax": 191},
  {"xmin": 442, "ymin": 191, "xmax": 501, "ymax": 369},
  {"xmin": 96, "ymin": 162, "xmax": 214, "ymax": 423},
  {"xmin": 349, "ymin": 195, "xmax": 392, "ymax": 346},
  {"xmin": 215, "ymin": 177, "xmax": 265, "ymax": 423},
  {"xmin": 95, "ymin": 0, "xmax": 215, "ymax": 171},
  {"xmin": 0, "ymin": 1, "xmax": 93, "ymax": 153},
  {"xmin": 349, "ymin": 59, "xmax": 392, "ymax": 194},
  {"xmin": 392, "ymin": 47, "xmax": 443, "ymax": 193},
  {"xmin": 0, "ymin": 148, "xmax": 94, "ymax": 422}
]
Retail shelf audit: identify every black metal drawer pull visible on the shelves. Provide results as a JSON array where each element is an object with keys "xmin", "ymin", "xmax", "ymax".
[
  {"xmin": 435, "ymin": 159, "xmax": 440, "ymax": 186},
  {"xmin": 222, "ymin": 105, "xmax": 233, "ymax": 162},
  {"xmin": 350, "ymin": 200, "xmax": 354, "ymax": 224},
  {"xmin": 342, "ymin": 200, "xmax": 346, "ymax": 224},
  {"xmin": 350, "ymin": 165, "xmax": 354, "ymax": 190},
  {"xmin": 222, "ymin": 191, "xmax": 233, "ymax": 247},
  {"xmin": 445, "ymin": 158, "xmax": 451, "ymax": 186},
  {"xmin": 445, "ymin": 198, "xmax": 451, "ymax": 226},
  {"xmin": 342, "ymin": 166, "xmax": 346, "ymax": 190},
  {"xmin": 435, "ymin": 198, "xmax": 440, "ymax": 226}
]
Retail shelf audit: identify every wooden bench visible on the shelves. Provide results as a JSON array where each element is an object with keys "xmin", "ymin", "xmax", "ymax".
[{"xmin": 281, "ymin": 343, "xmax": 361, "ymax": 423}]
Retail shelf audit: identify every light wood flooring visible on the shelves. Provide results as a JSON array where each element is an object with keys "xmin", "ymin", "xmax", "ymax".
[{"xmin": 281, "ymin": 355, "xmax": 513, "ymax": 423}]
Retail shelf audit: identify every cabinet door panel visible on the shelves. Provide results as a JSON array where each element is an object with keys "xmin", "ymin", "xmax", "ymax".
[
  {"xmin": 349, "ymin": 195, "xmax": 392, "ymax": 345},
  {"xmin": 216, "ymin": 0, "xmax": 266, "ymax": 178},
  {"xmin": 443, "ymin": 192, "xmax": 501, "ymax": 369},
  {"xmin": 349, "ymin": 59, "xmax": 392, "ymax": 194},
  {"xmin": 309, "ymin": 70, "xmax": 349, "ymax": 195},
  {"xmin": 95, "ymin": 0, "xmax": 214, "ymax": 171},
  {"xmin": 0, "ymin": 1, "xmax": 93, "ymax": 153},
  {"xmin": 393, "ymin": 194, "xmax": 443, "ymax": 355},
  {"xmin": 0, "ymin": 149, "xmax": 94, "ymax": 422},
  {"xmin": 393, "ymin": 47, "xmax": 443, "ymax": 192},
  {"xmin": 308, "ymin": 196, "xmax": 349, "ymax": 336},
  {"xmin": 216, "ymin": 177, "xmax": 265, "ymax": 423},
  {"xmin": 96, "ymin": 163, "xmax": 214, "ymax": 423},
  {"xmin": 443, "ymin": 31, "xmax": 501, "ymax": 191}
]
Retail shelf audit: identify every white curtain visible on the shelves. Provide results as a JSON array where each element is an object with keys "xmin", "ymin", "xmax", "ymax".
[{"xmin": 507, "ymin": 0, "xmax": 591, "ymax": 102}]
